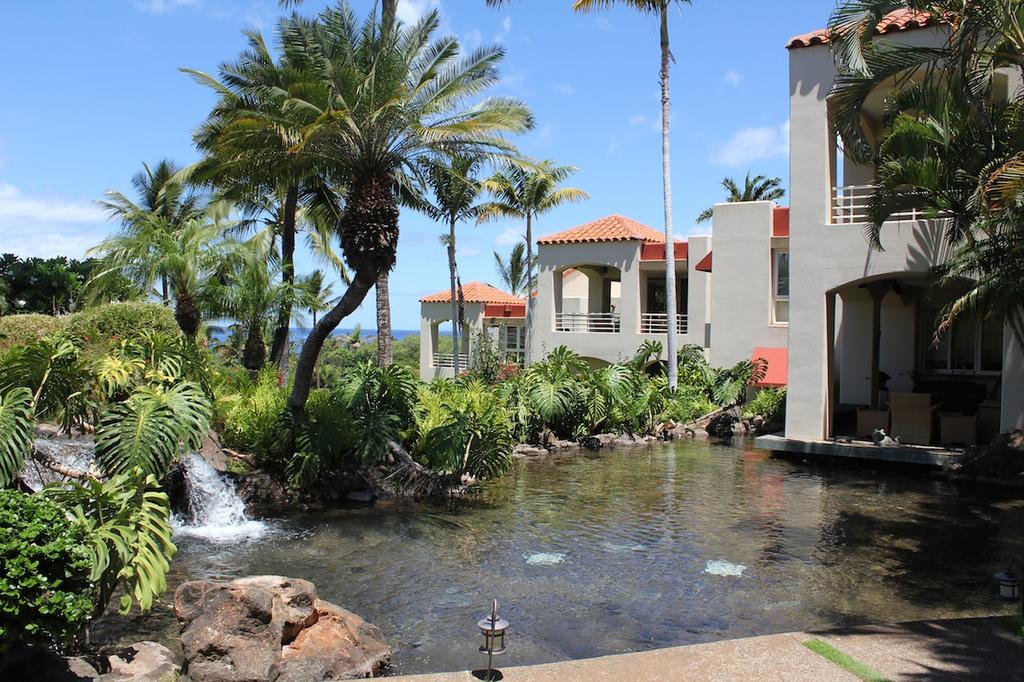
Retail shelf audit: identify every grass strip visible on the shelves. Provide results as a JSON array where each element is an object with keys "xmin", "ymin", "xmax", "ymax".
[
  {"xmin": 1000, "ymin": 615, "xmax": 1024, "ymax": 638},
  {"xmin": 802, "ymin": 639, "xmax": 891, "ymax": 682}
]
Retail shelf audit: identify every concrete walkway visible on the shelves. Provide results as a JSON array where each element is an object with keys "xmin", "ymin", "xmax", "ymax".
[{"xmin": 389, "ymin": 617, "xmax": 1023, "ymax": 681}]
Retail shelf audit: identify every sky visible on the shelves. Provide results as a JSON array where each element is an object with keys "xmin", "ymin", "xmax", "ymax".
[{"xmin": 0, "ymin": 0, "xmax": 830, "ymax": 330}]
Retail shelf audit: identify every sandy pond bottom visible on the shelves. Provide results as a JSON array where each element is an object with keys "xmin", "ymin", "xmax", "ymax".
[{"xmin": 93, "ymin": 440, "xmax": 1024, "ymax": 677}]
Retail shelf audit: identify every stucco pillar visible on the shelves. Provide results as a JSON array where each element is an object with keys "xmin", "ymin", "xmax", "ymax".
[{"xmin": 1001, "ymin": 327, "xmax": 1024, "ymax": 432}]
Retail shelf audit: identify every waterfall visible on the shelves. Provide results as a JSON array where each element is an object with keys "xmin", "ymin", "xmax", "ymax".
[
  {"xmin": 173, "ymin": 453, "xmax": 268, "ymax": 542},
  {"xmin": 21, "ymin": 434, "xmax": 96, "ymax": 491}
]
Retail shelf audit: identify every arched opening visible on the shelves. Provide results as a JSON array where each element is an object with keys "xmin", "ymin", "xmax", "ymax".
[
  {"xmin": 827, "ymin": 273, "xmax": 1002, "ymax": 446},
  {"xmin": 553, "ymin": 265, "xmax": 621, "ymax": 333},
  {"xmin": 428, "ymin": 318, "xmax": 472, "ymax": 370}
]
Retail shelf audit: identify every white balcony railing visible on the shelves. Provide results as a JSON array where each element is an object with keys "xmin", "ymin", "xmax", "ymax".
[
  {"xmin": 555, "ymin": 312, "xmax": 620, "ymax": 333},
  {"xmin": 640, "ymin": 313, "xmax": 688, "ymax": 335},
  {"xmin": 832, "ymin": 184, "xmax": 933, "ymax": 225},
  {"xmin": 433, "ymin": 353, "xmax": 470, "ymax": 369}
]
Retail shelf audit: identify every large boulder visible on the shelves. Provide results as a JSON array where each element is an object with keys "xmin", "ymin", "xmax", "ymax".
[
  {"xmin": 947, "ymin": 430, "xmax": 1024, "ymax": 483},
  {"xmin": 174, "ymin": 576, "xmax": 390, "ymax": 682}
]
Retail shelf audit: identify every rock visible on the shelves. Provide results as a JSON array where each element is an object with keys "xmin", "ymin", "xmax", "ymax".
[
  {"xmin": 200, "ymin": 430, "xmax": 229, "ymax": 472},
  {"xmin": 513, "ymin": 444, "xmax": 547, "ymax": 458},
  {"xmin": 345, "ymin": 490, "xmax": 375, "ymax": 505},
  {"xmin": 947, "ymin": 430, "xmax": 1024, "ymax": 482},
  {"xmin": 103, "ymin": 642, "xmax": 179, "ymax": 682},
  {"xmin": 706, "ymin": 411, "xmax": 740, "ymax": 439},
  {"xmin": 236, "ymin": 470, "xmax": 291, "ymax": 506},
  {"xmin": 175, "ymin": 575, "xmax": 390, "ymax": 682}
]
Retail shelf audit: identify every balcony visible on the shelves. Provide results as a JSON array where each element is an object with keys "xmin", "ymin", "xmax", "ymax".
[
  {"xmin": 832, "ymin": 185, "xmax": 932, "ymax": 225},
  {"xmin": 433, "ymin": 353, "xmax": 470, "ymax": 369},
  {"xmin": 555, "ymin": 312, "xmax": 620, "ymax": 333},
  {"xmin": 640, "ymin": 313, "xmax": 688, "ymax": 335}
]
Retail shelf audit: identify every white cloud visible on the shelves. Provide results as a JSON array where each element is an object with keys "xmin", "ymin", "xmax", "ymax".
[
  {"xmin": 724, "ymin": 69, "xmax": 743, "ymax": 86},
  {"xmin": 629, "ymin": 114, "xmax": 660, "ymax": 133},
  {"xmin": 595, "ymin": 17, "xmax": 613, "ymax": 32},
  {"xmin": 554, "ymin": 83, "xmax": 577, "ymax": 96},
  {"xmin": 607, "ymin": 135, "xmax": 621, "ymax": 155},
  {"xmin": 396, "ymin": 0, "xmax": 442, "ymax": 25},
  {"xmin": 502, "ymin": 16, "xmax": 512, "ymax": 34},
  {"xmin": 458, "ymin": 246, "xmax": 481, "ymax": 258},
  {"xmin": 711, "ymin": 122, "xmax": 790, "ymax": 167},
  {"xmin": 463, "ymin": 28, "xmax": 483, "ymax": 49},
  {"xmin": 0, "ymin": 184, "xmax": 109, "ymax": 258},
  {"xmin": 134, "ymin": 0, "xmax": 200, "ymax": 14},
  {"xmin": 494, "ymin": 227, "xmax": 523, "ymax": 246}
]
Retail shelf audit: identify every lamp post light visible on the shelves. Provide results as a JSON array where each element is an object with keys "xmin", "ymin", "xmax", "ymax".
[
  {"xmin": 994, "ymin": 555, "xmax": 1023, "ymax": 616},
  {"xmin": 475, "ymin": 599, "xmax": 509, "ymax": 681}
]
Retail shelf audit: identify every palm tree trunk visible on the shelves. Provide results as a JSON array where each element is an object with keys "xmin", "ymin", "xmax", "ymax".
[
  {"xmin": 376, "ymin": 272, "xmax": 393, "ymax": 366},
  {"xmin": 447, "ymin": 218, "xmax": 460, "ymax": 374},
  {"xmin": 525, "ymin": 213, "xmax": 534, "ymax": 366},
  {"xmin": 659, "ymin": 4, "xmax": 679, "ymax": 391},
  {"xmin": 173, "ymin": 288, "xmax": 201, "ymax": 338},
  {"xmin": 242, "ymin": 320, "xmax": 266, "ymax": 371},
  {"xmin": 289, "ymin": 268, "xmax": 378, "ymax": 411},
  {"xmin": 269, "ymin": 185, "xmax": 299, "ymax": 369},
  {"xmin": 161, "ymin": 275, "xmax": 170, "ymax": 304}
]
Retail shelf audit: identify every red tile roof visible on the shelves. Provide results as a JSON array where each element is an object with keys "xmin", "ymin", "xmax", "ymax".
[
  {"xmin": 787, "ymin": 9, "xmax": 938, "ymax": 50},
  {"xmin": 537, "ymin": 214, "xmax": 670, "ymax": 245},
  {"xmin": 695, "ymin": 251, "xmax": 713, "ymax": 273},
  {"xmin": 752, "ymin": 347, "xmax": 788, "ymax": 388},
  {"xmin": 420, "ymin": 281, "xmax": 524, "ymax": 305}
]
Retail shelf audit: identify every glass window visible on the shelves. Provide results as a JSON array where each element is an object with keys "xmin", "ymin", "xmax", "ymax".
[
  {"xmin": 980, "ymin": 317, "xmax": 1004, "ymax": 372},
  {"xmin": 951, "ymin": 316, "xmax": 975, "ymax": 371},
  {"xmin": 772, "ymin": 250, "xmax": 789, "ymax": 324}
]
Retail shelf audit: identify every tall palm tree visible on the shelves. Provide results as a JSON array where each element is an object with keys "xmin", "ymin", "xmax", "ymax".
[
  {"xmin": 279, "ymin": 3, "xmax": 532, "ymax": 411},
  {"xmin": 695, "ymin": 172, "xmax": 785, "ymax": 223},
  {"xmin": 184, "ymin": 26, "xmax": 345, "ymax": 370},
  {"xmin": 572, "ymin": 0, "xmax": 693, "ymax": 390},
  {"xmin": 95, "ymin": 160, "xmax": 202, "ymax": 303},
  {"xmin": 421, "ymin": 153, "xmax": 487, "ymax": 374},
  {"xmin": 300, "ymin": 270, "xmax": 336, "ymax": 327},
  {"xmin": 90, "ymin": 201, "xmax": 236, "ymax": 338},
  {"xmin": 478, "ymin": 161, "xmax": 588, "ymax": 365},
  {"xmin": 493, "ymin": 241, "xmax": 534, "ymax": 297}
]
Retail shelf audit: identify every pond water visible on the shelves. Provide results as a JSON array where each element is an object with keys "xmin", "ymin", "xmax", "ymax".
[{"xmin": 95, "ymin": 440, "xmax": 1024, "ymax": 677}]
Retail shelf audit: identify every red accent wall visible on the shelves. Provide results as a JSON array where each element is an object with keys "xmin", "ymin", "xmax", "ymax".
[
  {"xmin": 484, "ymin": 304, "xmax": 526, "ymax": 318},
  {"xmin": 640, "ymin": 241, "xmax": 689, "ymax": 261},
  {"xmin": 772, "ymin": 207, "xmax": 790, "ymax": 237}
]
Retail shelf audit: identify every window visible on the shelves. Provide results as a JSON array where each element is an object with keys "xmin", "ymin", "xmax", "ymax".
[
  {"xmin": 923, "ymin": 309, "xmax": 1003, "ymax": 375},
  {"xmin": 772, "ymin": 250, "xmax": 789, "ymax": 324},
  {"xmin": 503, "ymin": 325, "xmax": 525, "ymax": 366}
]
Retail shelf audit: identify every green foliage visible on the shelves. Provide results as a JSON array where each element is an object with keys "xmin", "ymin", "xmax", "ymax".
[
  {"xmin": 44, "ymin": 471, "xmax": 175, "ymax": 615},
  {"xmin": 66, "ymin": 302, "xmax": 180, "ymax": 354},
  {"xmin": 0, "ymin": 388, "xmax": 34, "ymax": 488},
  {"xmin": 0, "ymin": 314, "xmax": 67, "ymax": 352},
  {"xmin": 678, "ymin": 345, "xmax": 766, "ymax": 407},
  {"xmin": 415, "ymin": 380, "xmax": 514, "ymax": 480},
  {"xmin": 95, "ymin": 382, "xmax": 211, "ymax": 479},
  {"xmin": 0, "ymin": 338, "xmax": 92, "ymax": 430},
  {"xmin": 0, "ymin": 254, "xmax": 129, "ymax": 316},
  {"xmin": 660, "ymin": 384, "xmax": 716, "ymax": 424},
  {"xmin": 743, "ymin": 388, "xmax": 786, "ymax": 423},
  {"xmin": 219, "ymin": 369, "xmax": 289, "ymax": 466},
  {"xmin": 0, "ymin": 490, "xmax": 95, "ymax": 652}
]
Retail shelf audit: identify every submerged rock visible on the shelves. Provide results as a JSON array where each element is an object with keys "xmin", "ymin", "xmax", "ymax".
[
  {"xmin": 103, "ymin": 642, "xmax": 179, "ymax": 681},
  {"xmin": 947, "ymin": 430, "xmax": 1024, "ymax": 485},
  {"xmin": 174, "ymin": 575, "xmax": 390, "ymax": 681}
]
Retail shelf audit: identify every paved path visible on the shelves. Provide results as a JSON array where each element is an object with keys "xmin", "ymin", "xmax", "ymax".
[{"xmin": 388, "ymin": 617, "xmax": 1023, "ymax": 681}]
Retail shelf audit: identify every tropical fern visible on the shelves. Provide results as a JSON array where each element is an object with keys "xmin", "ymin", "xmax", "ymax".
[
  {"xmin": 0, "ymin": 387, "xmax": 34, "ymax": 487},
  {"xmin": 44, "ymin": 470, "xmax": 175, "ymax": 615},
  {"xmin": 94, "ymin": 382, "xmax": 211, "ymax": 479}
]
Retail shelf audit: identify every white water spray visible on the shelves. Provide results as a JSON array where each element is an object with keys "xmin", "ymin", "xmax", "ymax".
[{"xmin": 173, "ymin": 453, "xmax": 268, "ymax": 542}]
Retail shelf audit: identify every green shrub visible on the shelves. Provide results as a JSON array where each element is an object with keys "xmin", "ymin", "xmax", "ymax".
[
  {"xmin": 66, "ymin": 302, "xmax": 180, "ymax": 353},
  {"xmin": 743, "ymin": 387, "xmax": 787, "ymax": 423},
  {"xmin": 0, "ymin": 490, "xmax": 95, "ymax": 652},
  {"xmin": 0, "ymin": 314, "xmax": 67, "ymax": 352},
  {"xmin": 220, "ymin": 369, "xmax": 289, "ymax": 464},
  {"xmin": 660, "ymin": 384, "xmax": 717, "ymax": 424}
]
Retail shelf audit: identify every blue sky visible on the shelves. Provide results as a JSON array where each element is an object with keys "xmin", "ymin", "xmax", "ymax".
[{"xmin": 0, "ymin": 0, "xmax": 828, "ymax": 330}]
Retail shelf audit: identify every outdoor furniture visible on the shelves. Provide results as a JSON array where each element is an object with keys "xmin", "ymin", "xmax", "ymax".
[
  {"xmin": 940, "ymin": 413, "xmax": 977, "ymax": 447},
  {"xmin": 856, "ymin": 408, "xmax": 890, "ymax": 438},
  {"xmin": 889, "ymin": 392, "xmax": 934, "ymax": 445}
]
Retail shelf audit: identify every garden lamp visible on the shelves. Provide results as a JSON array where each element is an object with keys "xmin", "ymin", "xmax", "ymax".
[{"xmin": 475, "ymin": 599, "xmax": 509, "ymax": 681}]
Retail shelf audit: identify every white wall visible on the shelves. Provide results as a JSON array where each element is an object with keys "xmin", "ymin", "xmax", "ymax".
[{"xmin": 708, "ymin": 201, "xmax": 788, "ymax": 368}]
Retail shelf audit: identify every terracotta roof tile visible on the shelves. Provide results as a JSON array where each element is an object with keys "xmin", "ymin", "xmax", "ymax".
[
  {"xmin": 787, "ymin": 9, "xmax": 938, "ymax": 50},
  {"xmin": 537, "ymin": 214, "xmax": 669, "ymax": 245},
  {"xmin": 420, "ymin": 281, "xmax": 524, "ymax": 305}
]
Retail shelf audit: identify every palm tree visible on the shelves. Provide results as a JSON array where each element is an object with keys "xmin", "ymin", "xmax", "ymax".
[
  {"xmin": 478, "ymin": 161, "xmax": 588, "ymax": 366},
  {"xmin": 300, "ymin": 270, "xmax": 336, "ymax": 327},
  {"xmin": 695, "ymin": 172, "xmax": 785, "ymax": 223},
  {"xmin": 421, "ymin": 153, "xmax": 487, "ymax": 374},
  {"xmin": 95, "ymin": 160, "xmax": 202, "ymax": 303},
  {"xmin": 279, "ymin": 4, "xmax": 532, "ymax": 411},
  {"xmin": 90, "ymin": 201, "xmax": 236, "ymax": 338},
  {"xmin": 184, "ymin": 28, "xmax": 340, "ymax": 370},
  {"xmin": 572, "ymin": 0, "xmax": 692, "ymax": 390},
  {"xmin": 493, "ymin": 241, "xmax": 534, "ymax": 297}
]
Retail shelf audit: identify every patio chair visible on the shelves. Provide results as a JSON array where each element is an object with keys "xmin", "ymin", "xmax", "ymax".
[
  {"xmin": 889, "ymin": 392, "xmax": 934, "ymax": 445},
  {"xmin": 940, "ymin": 413, "xmax": 977, "ymax": 447}
]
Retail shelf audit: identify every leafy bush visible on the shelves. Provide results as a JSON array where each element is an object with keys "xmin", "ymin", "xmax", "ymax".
[
  {"xmin": 66, "ymin": 302, "xmax": 180, "ymax": 353},
  {"xmin": 219, "ymin": 369, "xmax": 289, "ymax": 465},
  {"xmin": 743, "ymin": 387, "xmax": 786, "ymax": 423},
  {"xmin": 0, "ymin": 314, "xmax": 67, "ymax": 352},
  {"xmin": 0, "ymin": 490, "xmax": 95, "ymax": 652},
  {"xmin": 660, "ymin": 384, "xmax": 717, "ymax": 424}
]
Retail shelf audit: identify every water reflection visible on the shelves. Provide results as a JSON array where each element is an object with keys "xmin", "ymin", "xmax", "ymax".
[{"xmin": 94, "ymin": 440, "xmax": 1024, "ymax": 676}]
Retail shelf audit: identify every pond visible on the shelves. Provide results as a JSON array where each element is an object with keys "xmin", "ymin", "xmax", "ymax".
[{"xmin": 95, "ymin": 440, "xmax": 1024, "ymax": 677}]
